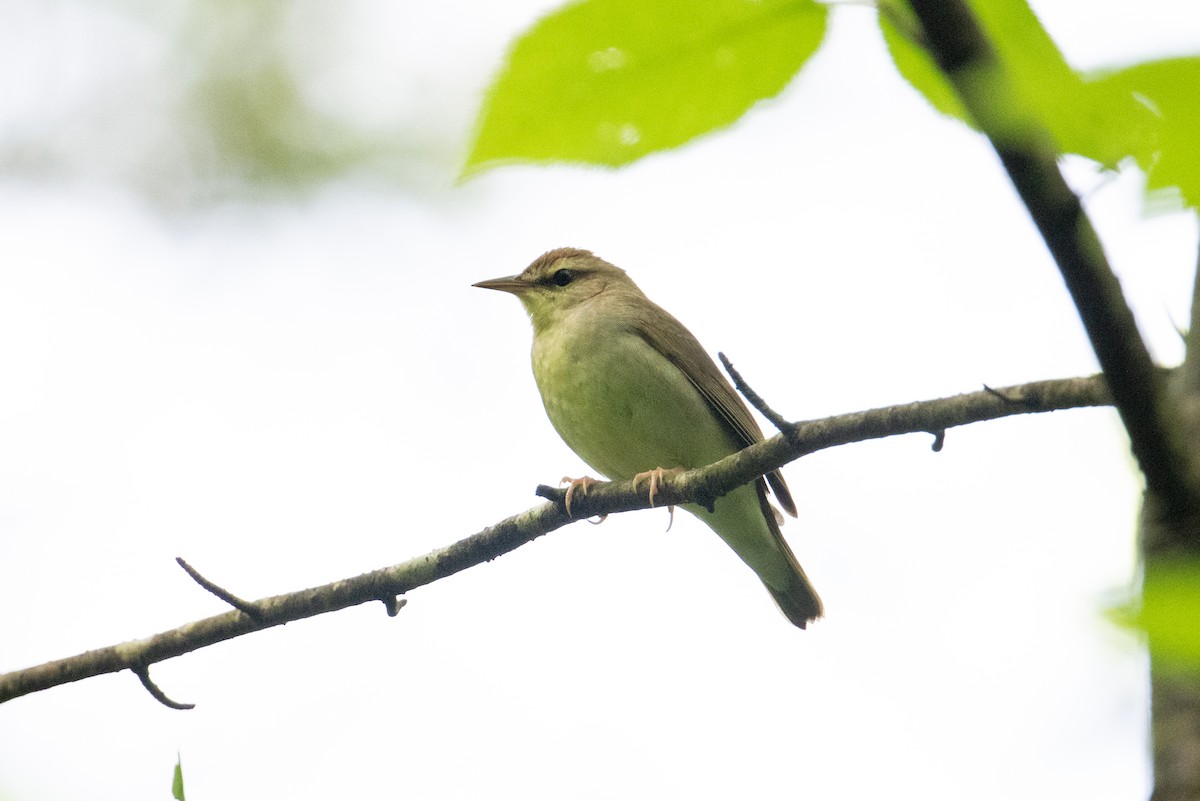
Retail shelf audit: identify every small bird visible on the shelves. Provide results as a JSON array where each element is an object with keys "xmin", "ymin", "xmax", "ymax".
[{"xmin": 475, "ymin": 248, "xmax": 822, "ymax": 629}]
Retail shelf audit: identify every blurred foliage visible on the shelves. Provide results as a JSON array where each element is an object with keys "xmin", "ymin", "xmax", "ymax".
[
  {"xmin": 179, "ymin": 1, "xmax": 377, "ymax": 192},
  {"xmin": 881, "ymin": 0, "xmax": 1157, "ymax": 170},
  {"xmin": 0, "ymin": 0, "xmax": 465, "ymax": 207},
  {"xmin": 878, "ymin": 0, "xmax": 1200, "ymax": 212},
  {"xmin": 1111, "ymin": 559, "xmax": 1200, "ymax": 675},
  {"xmin": 1090, "ymin": 58, "xmax": 1200, "ymax": 209},
  {"xmin": 468, "ymin": 0, "xmax": 1200, "ymax": 212},
  {"xmin": 5, "ymin": 0, "xmax": 1199, "ymax": 210},
  {"xmin": 878, "ymin": 2, "xmax": 972, "ymax": 126},
  {"xmin": 463, "ymin": 0, "xmax": 827, "ymax": 173}
]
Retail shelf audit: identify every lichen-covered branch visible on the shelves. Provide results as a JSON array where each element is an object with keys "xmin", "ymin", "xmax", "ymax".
[{"xmin": 0, "ymin": 374, "xmax": 1111, "ymax": 707}]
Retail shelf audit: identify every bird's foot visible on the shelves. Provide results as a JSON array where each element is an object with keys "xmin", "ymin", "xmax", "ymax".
[
  {"xmin": 560, "ymin": 475, "xmax": 601, "ymax": 519},
  {"xmin": 632, "ymin": 466, "xmax": 684, "ymax": 508}
]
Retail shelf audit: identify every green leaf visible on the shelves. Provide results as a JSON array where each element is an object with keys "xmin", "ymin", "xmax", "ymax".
[
  {"xmin": 1110, "ymin": 559, "xmax": 1200, "ymax": 674},
  {"xmin": 878, "ymin": 0, "xmax": 973, "ymax": 127},
  {"xmin": 882, "ymin": 0, "xmax": 1155, "ymax": 169},
  {"xmin": 973, "ymin": 0, "xmax": 1155, "ymax": 169},
  {"xmin": 173, "ymin": 755, "xmax": 186, "ymax": 801},
  {"xmin": 464, "ymin": 0, "xmax": 828, "ymax": 175},
  {"xmin": 1089, "ymin": 58, "xmax": 1200, "ymax": 209}
]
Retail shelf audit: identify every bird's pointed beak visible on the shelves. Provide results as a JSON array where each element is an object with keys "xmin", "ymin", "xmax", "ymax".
[{"xmin": 472, "ymin": 275, "xmax": 530, "ymax": 295}]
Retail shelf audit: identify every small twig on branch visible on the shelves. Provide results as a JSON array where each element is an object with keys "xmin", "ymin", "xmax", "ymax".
[
  {"xmin": 133, "ymin": 665, "xmax": 194, "ymax": 711},
  {"xmin": 983, "ymin": 384, "xmax": 1025, "ymax": 405},
  {"xmin": 534, "ymin": 484, "xmax": 560, "ymax": 502},
  {"xmin": 0, "ymin": 374, "xmax": 1113, "ymax": 707},
  {"xmin": 718, "ymin": 352, "xmax": 796, "ymax": 437},
  {"xmin": 906, "ymin": 0, "xmax": 1200, "ymax": 522},
  {"xmin": 176, "ymin": 558, "xmax": 264, "ymax": 622},
  {"xmin": 380, "ymin": 597, "xmax": 407, "ymax": 617}
]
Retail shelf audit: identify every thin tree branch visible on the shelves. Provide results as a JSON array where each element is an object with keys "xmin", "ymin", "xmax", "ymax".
[
  {"xmin": 0, "ymin": 501, "xmax": 573, "ymax": 706},
  {"xmin": 176, "ymin": 558, "xmax": 264, "ymax": 622},
  {"xmin": 906, "ymin": 0, "xmax": 1200, "ymax": 522},
  {"xmin": 0, "ymin": 374, "xmax": 1112, "ymax": 707},
  {"xmin": 718, "ymin": 352, "xmax": 796, "ymax": 437},
  {"xmin": 133, "ymin": 665, "xmax": 195, "ymax": 711}
]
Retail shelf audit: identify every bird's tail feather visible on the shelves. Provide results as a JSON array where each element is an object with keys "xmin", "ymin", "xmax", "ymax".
[
  {"xmin": 762, "ymin": 569, "xmax": 823, "ymax": 629},
  {"xmin": 757, "ymin": 483, "xmax": 823, "ymax": 629}
]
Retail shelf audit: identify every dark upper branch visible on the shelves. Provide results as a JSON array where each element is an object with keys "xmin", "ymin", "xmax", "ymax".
[
  {"xmin": 0, "ymin": 374, "xmax": 1112, "ymax": 706},
  {"xmin": 1181, "ymin": 240, "xmax": 1200, "ymax": 398},
  {"xmin": 905, "ymin": 0, "xmax": 1200, "ymax": 521}
]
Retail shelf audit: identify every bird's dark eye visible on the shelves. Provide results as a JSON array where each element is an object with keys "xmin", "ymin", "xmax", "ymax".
[{"xmin": 552, "ymin": 268, "xmax": 574, "ymax": 287}]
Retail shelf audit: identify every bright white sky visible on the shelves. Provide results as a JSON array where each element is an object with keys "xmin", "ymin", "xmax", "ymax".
[{"xmin": 2, "ymin": 2, "xmax": 1199, "ymax": 800}]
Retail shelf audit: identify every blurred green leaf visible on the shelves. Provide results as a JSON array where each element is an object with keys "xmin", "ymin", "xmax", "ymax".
[
  {"xmin": 1111, "ymin": 559, "xmax": 1200, "ymax": 674},
  {"xmin": 465, "ymin": 0, "xmax": 828, "ymax": 175},
  {"xmin": 878, "ymin": 0, "xmax": 973, "ymax": 127},
  {"xmin": 1089, "ymin": 58, "xmax": 1200, "ymax": 209},
  {"xmin": 881, "ymin": 0, "xmax": 1156, "ymax": 170},
  {"xmin": 173, "ymin": 755, "xmax": 186, "ymax": 801}
]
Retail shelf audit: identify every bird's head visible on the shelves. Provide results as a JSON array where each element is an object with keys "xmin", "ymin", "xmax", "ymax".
[{"xmin": 474, "ymin": 248, "xmax": 633, "ymax": 332}]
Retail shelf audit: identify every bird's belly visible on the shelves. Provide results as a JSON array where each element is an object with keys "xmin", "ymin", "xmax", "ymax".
[{"xmin": 531, "ymin": 329, "xmax": 737, "ymax": 481}]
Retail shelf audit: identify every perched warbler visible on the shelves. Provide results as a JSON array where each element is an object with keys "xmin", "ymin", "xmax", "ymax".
[{"xmin": 475, "ymin": 248, "xmax": 821, "ymax": 628}]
